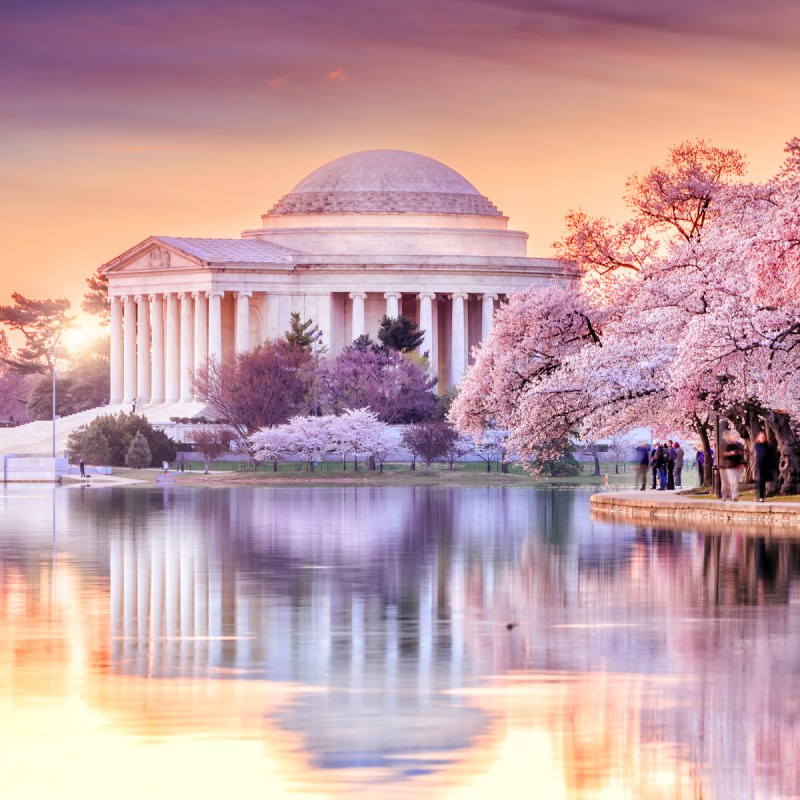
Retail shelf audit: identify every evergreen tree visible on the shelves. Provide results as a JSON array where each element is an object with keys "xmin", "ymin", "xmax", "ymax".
[
  {"xmin": 285, "ymin": 312, "xmax": 322, "ymax": 353},
  {"xmin": 0, "ymin": 293, "xmax": 74, "ymax": 374},
  {"xmin": 79, "ymin": 428, "xmax": 112, "ymax": 466},
  {"xmin": 81, "ymin": 268, "xmax": 110, "ymax": 325},
  {"xmin": 125, "ymin": 432, "xmax": 152, "ymax": 468},
  {"xmin": 377, "ymin": 315, "xmax": 425, "ymax": 353}
]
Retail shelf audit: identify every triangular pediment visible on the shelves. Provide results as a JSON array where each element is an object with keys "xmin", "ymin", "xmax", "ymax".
[
  {"xmin": 101, "ymin": 236, "xmax": 206, "ymax": 275},
  {"xmin": 101, "ymin": 236, "xmax": 297, "ymax": 275}
]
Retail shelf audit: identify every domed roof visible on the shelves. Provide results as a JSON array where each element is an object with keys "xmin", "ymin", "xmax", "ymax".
[{"xmin": 266, "ymin": 149, "xmax": 503, "ymax": 218}]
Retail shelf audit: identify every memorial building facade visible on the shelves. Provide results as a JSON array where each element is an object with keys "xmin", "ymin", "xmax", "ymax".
[{"xmin": 101, "ymin": 149, "xmax": 564, "ymax": 412}]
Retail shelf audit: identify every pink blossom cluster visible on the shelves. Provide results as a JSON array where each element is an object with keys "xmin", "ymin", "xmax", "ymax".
[
  {"xmin": 250, "ymin": 408, "xmax": 397, "ymax": 468},
  {"xmin": 451, "ymin": 139, "xmax": 800, "ymax": 475}
]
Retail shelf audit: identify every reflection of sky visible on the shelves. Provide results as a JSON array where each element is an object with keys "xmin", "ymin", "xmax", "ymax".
[{"xmin": 2, "ymin": 485, "xmax": 800, "ymax": 796}]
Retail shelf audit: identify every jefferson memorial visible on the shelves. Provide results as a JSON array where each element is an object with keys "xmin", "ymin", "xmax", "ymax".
[{"xmin": 102, "ymin": 149, "xmax": 564, "ymax": 411}]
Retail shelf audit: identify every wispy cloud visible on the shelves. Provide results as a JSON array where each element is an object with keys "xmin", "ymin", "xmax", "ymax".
[
  {"xmin": 267, "ymin": 72, "xmax": 295, "ymax": 88},
  {"xmin": 327, "ymin": 67, "xmax": 346, "ymax": 81}
]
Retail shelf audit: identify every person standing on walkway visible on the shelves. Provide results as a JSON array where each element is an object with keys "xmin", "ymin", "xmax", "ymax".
[
  {"xmin": 79, "ymin": 457, "xmax": 86, "ymax": 478},
  {"xmin": 695, "ymin": 449, "xmax": 705, "ymax": 486},
  {"xmin": 753, "ymin": 431, "xmax": 776, "ymax": 503},
  {"xmin": 666, "ymin": 440, "xmax": 676, "ymax": 490},
  {"xmin": 635, "ymin": 442, "xmax": 650, "ymax": 490},
  {"xmin": 673, "ymin": 442, "xmax": 685, "ymax": 489},
  {"xmin": 650, "ymin": 442, "xmax": 660, "ymax": 489},
  {"xmin": 656, "ymin": 442, "xmax": 668, "ymax": 490},
  {"xmin": 720, "ymin": 430, "xmax": 745, "ymax": 501}
]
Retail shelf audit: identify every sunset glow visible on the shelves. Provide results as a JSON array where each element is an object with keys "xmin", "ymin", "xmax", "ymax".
[{"xmin": 2, "ymin": 0, "xmax": 798, "ymax": 330}]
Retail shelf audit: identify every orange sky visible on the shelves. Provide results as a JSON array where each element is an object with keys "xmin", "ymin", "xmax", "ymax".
[{"xmin": 2, "ymin": 0, "xmax": 799, "ymax": 339}]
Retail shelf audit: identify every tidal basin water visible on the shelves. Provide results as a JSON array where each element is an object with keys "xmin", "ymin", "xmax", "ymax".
[{"xmin": 1, "ymin": 485, "xmax": 799, "ymax": 799}]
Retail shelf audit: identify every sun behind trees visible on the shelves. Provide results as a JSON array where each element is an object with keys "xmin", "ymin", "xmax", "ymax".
[{"xmin": 450, "ymin": 138, "xmax": 800, "ymax": 494}]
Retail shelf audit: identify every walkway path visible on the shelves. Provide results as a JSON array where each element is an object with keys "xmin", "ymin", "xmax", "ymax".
[
  {"xmin": 0, "ymin": 401, "xmax": 205, "ymax": 457},
  {"xmin": 591, "ymin": 489, "xmax": 800, "ymax": 528}
]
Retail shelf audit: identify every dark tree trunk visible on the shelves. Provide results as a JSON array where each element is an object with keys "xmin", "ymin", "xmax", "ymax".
[
  {"xmin": 765, "ymin": 411, "xmax": 800, "ymax": 495},
  {"xmin": 693, "ymin": 415, "xmax": 713, "ymax": 487}
]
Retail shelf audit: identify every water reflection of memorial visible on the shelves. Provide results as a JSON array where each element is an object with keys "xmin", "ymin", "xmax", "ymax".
[{"xmin": 3, "ymin": 485, "xmax": 800, "ymax": 797}]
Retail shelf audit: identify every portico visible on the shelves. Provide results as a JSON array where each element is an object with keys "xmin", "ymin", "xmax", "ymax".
[{"xmin": 101, "ymin": 149, "xmax": 565, "ymax": 413}]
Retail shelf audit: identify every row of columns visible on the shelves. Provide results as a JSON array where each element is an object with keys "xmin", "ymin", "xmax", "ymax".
[
  {"xmin": 110, "ymin": 291, "xmax": 244, "ymax": 406},
  {"xmin": 111, "ymin": 290, "xmax": 498, "ymax": 406},
  {"xmin": 348, "ymin": 291, "xmax": 498, "ymax": 386}
]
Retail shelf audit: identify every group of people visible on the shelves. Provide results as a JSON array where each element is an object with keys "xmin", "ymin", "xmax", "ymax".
[
  {"xmin": 635, "ymin": 440, "xmax": 685, "ymax": 491},
  {"xmin": 635, "ymin": 429, "xmax": 777, "ymax": 502}
]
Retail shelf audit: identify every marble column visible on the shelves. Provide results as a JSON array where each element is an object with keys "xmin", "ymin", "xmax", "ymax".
[
  {"xmin": 418, "ymin": 292, "xmax": 436, "ymax": 371},
  {"xmin": 109, "ymin": 296, "xmax": 123, "ymax": 404},
  {"xmin": 450, "ymin": 292, "xmax": 468, "ymax": 386},
  {"xmin": 149, "ymin": 294, "xmax": 165, "ymax": 404},
  {"xmin": 481, "ymin": 293, "xmax": 498, "ymax": 340},
  {"xmin": 207, "ymin": 291, "xmax": 223, "ymax": 365},
  {"xmin": 266, "ymin": 293, "xmax": 281, "ymax": 340},
  {"xmin": 192, "ymin": 292, "xmax": 208, "ymax": 401},
  {"xmin": 315, "ymin": 293, "xmax": 332, "ymax": 350},
  {"xmin": 123, "ymin": 295, "xmax": 137, "ymax": 404},
  {"xmin": 179, "ymin": 293, "xmax": 194, "ymax": 403},
  {"xmin": 135, "ymin": 295, "xmax": 151, "ymax": 404},
  {"xmin": 384, "ymin": 291, "xmax": 402, "ymax": 319},
  {"xmin": 165, "ymin": 293, "xmax": 180, "ymax": 403},
  {"xmin": 349, "ymin": 291, "xmax": 366, "ymax": 341},
  {"xmin": 235, "ymin": 291, "xmax": 251, "ymax": 354}
]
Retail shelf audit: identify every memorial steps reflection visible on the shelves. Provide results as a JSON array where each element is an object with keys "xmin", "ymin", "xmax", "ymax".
[{"xmin": 3, "ymin": 486, "xmax": 800, "ymax": 797}]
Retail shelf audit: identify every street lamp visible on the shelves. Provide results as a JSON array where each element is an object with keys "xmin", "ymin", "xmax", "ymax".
[
  {"xmin": 50, "ymin": 322, "xmax": 64, "ymax": 459},
  {"xmin": 312, "ymin": 333, "xmax": 323, "ymax": 417}
]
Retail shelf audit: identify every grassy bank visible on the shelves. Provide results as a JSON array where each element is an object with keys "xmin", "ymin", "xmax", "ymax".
[{"xmin": 110, "ymin": 461, "xmax": 645, "ymax": 488}]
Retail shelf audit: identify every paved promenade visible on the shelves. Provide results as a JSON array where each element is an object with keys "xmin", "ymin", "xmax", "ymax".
[{"xmin": 590, "ymin": 489, "xmax": 800, "ymax": 529}]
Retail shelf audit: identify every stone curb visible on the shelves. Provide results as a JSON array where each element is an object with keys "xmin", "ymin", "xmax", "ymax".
[{"xmin": 590, "ymin": 490, "xmax": 800, "ymax": 529}]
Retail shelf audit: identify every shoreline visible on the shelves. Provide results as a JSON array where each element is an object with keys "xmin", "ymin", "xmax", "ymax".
[{"xmin": 590, "ymin": 489, "xmax": 800, "ymax": 529}]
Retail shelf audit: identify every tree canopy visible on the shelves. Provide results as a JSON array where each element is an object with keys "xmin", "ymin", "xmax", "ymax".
[
  {"xmin": 194, "ymin": 340, "xmax": 308, "ymax": 445},
  {"xmin": 451, "ymin": 138, "xmax": 800, "ymax": 493},
  {"xmin": 81, "ymin": 268, "xmax": 110, "ymax": 325},
  {"xmin": 0, "ymin": 293, "xmax": 74, "ymax": 374},
  {"xmin": 377, "ymin": 315, "xmax": 425, "ymax": 353}
]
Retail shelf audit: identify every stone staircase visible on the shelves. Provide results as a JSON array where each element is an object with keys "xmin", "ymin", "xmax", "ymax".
[{"xmin": 0, "ymin": 401, "xmax": 208, "ymax": 457}]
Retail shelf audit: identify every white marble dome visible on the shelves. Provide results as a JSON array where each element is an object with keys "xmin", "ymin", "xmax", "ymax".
[{"xmin": 267, "ymin": 149, "xmax": 503, "ymax": 217}]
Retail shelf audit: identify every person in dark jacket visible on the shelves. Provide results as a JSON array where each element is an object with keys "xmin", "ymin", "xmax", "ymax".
[
  {"xmin": 656, "ymin": 443, "xmax": 668, "ymax": 490},
  {"xmin": 666, "ymin": 440, "xmax": 676, "ymax": 490},
  {"xmin": 695, "ymin": 449, "xmax": 704, "ymax": 486},
  {"xmin": 635, "ymin": 443, "xmax": 650, "ymax": 490},
  {"xmin": 753, "ymin": 431, "xmax": 776, "ymax": 502},
  {"xmin": 650, "ymin": 442, "xmax": 660, "ymax": 489}
]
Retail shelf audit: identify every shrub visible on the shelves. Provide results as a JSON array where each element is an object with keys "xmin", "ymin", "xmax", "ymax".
[{"xmin": 66, "ymin": 412, "xmax": 177, "ymax": 467}]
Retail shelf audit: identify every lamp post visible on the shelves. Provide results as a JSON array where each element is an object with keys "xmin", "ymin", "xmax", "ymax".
[
  {"xmin": 312, "ymin": 334, "xmax": 323, "ymax": 417},
  {"xmin": 50, "ymin": 322, "xmax": 64, "ymax": 459}
]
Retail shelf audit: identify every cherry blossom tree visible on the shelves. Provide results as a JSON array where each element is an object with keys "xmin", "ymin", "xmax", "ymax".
[
  {"xmin": 249, "ymin": 425, "xmax": 293, "ymax": 471},
  {"xmin": 281, "ymin": 414, "xmax": 334, "ymax": 471},
  {"xmin": 449, "ymin": 140, "xmax": 758, "ymax": 483}
]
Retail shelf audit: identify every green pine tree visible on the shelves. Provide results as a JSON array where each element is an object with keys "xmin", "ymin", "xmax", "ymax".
[
  {"xmin": 125, "ymin": 431, "xmax": 152, "ymax": 469},
  {"xmin": 80, "ymin": 427, "xmax": 112, "ymax": 466}
]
